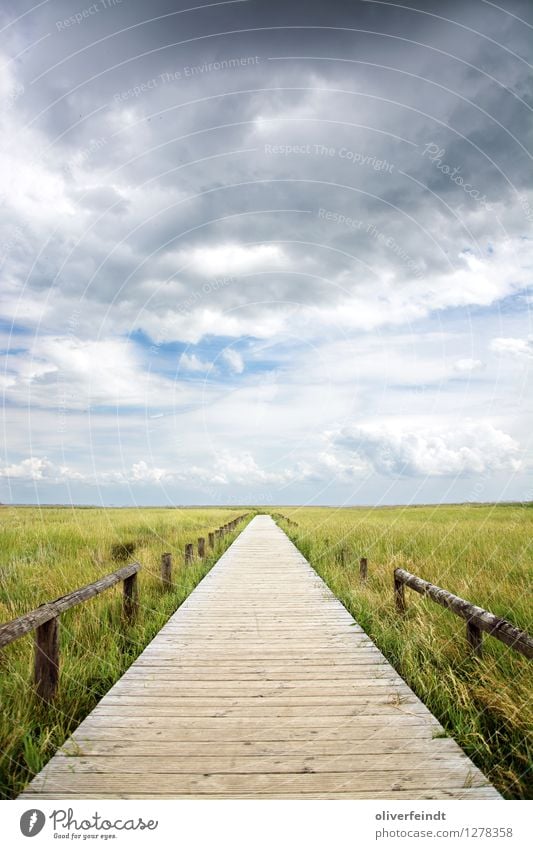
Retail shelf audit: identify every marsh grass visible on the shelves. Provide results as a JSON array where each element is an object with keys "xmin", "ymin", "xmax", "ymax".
[
  {"xmin": 0, "ymin": 505, "xmax": 249, "ymax": 798},
  {"xmin": 279, "ymin": 503, "xmax": 532, "ymax": 799},
  {"xmin": 1, "ymin": 503, "xmax": 531, "ymax": 799}
]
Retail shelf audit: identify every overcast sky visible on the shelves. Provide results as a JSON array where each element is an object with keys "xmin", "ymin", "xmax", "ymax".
[{"xmin": 0, "ymin": 0, "xmax": 532, "ymax": 506}]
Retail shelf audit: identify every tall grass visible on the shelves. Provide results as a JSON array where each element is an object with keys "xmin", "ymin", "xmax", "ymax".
[
  {"xmin": 278, "ymin": 503, "xmax": 533, "ymax": 799},
  {"xmin": 1, "ymin": 503, "xmax": 531, "ymax": 799},
  {"xmin": 0, "ymin": 505, "xmax": 250, "ymax": 798}
]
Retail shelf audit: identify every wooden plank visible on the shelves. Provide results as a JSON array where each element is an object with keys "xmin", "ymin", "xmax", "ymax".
[
  {"xmin": 20, "ymin": 788, "xmax": 501, "ymax": 800},
  {"xmin": 59, "ymin": 737, "xmax": 462, "ymax": 758},
  {"xmin": 20, "ymin": 515, "xmax": 501, "ymax": 800},
  {"xmin": 40, "ymin": 752, "xmax": 476, "ymax": 775},
  {"xmin": 22, "ymin": 768, "xmax": 491, "ymax": 795}
]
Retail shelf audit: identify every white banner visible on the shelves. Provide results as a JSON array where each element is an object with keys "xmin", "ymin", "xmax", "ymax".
[{"xmin": 2, "ymin": 799, "xmax": 531, "ymax": 849}]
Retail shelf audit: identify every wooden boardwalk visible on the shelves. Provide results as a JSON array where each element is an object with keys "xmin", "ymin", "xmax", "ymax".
[{"xmin": 21, "ymin": 515, "xmax": 500, "ymax": 799}]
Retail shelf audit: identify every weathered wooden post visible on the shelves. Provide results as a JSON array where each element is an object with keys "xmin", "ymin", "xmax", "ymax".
[
  {"xmin": 123, "ymin": 571, "xmax": 138, "ymax": 623},
  {"xmin": 34, "ymin": 617, "xmax": 60, "ymax": 702},
  {"xmin": 185, "ymin": 543, "xmax": 194, "ymax": 564},
  {"xmin": 198, "ymin": 537, "xmax": 205, "ymax": 558},
  {"xmin": 208, "ymin": 531, "xmax": 215, "ymax": 549},
  {"xmin": 394, "ymin": 572, "xmax": 406, "ymax": 614},
  {"xmin": 360, "ymin": 557, "xmax": 368, "ymax": 583},
  {"xmin": 161, "ymin": 552, "xmax": 172, "ymax": 589},
  {"xmin": 466, "ymin": 620, "xmax": 483, "ymax": 657}
]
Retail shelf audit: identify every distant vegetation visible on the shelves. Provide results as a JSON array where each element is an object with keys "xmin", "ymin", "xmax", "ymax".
[
  {"xmin": 277, "ymin": 503, "xmax": 532, "ymax": 799},
  {"xmin": 0, "ymin": 506, "xmax": 248, "ymax": 798}
]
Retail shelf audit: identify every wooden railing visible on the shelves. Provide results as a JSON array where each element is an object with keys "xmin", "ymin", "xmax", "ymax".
[
  {"xmin": 176, "ymin": 513, "xmax": 251, "ymax": 576},
  {"xmin": 394, "ymin": 567, "xmax": 533, "ymax": 660},
  {"xmin": 0, "ymin": 512, "xmax": 252, "ymax": 702},
  {"xmin": 0, "ymin": 563, "xmax": 141, "ymax": 702},
  {"xmin": 271, "ymin": 512, "xmax": 298, "ymax": 527}
]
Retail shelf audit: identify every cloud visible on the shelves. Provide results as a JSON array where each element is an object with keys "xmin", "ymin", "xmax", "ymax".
[
  {"xmin": 178, "ymin": 243, "xmax": 285, "ymax": 277},
  {"xmin": 209, "ymin": 451, "xmax": 292, "ymax": 485},
  {"xmin": 329, "ymin": 422, "xmax": 521, "ymax": 478},
  {"xmin": 130, "ymin": 460, "xmax": 171, "ymax": 483},
  {"xmin": 2, "ymin": 336, "xmax": 197, "ymax": 410},
  {"xmin": 222, "ymin": 348, "xmax": 245, "ymax": 374},
  {"xmin": 0, "ymin": 457, "xmax": 84, "ymax": 482},
  {"xmin": 0, "ymin": 452, "xmax": 293, "ymax": 488},
  {"xmin": 453, "ymin": 358, "xmax": 484, "ymax": 373},
  {"xmin": 179, "ymin": 353, "xmax": 212, "ymax": 373},
  {"xmin": 490, "ymin": 336, "xmax": 533, "ymax": 359}
]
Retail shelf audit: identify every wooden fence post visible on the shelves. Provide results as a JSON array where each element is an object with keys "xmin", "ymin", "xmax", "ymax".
[
  {"xmin": 123, "ymin": 572, "xmax": 138, "ymax": 623},
  {"xmin": 466, "ymin": 620, "xmax": 483, "ymax": 657},
  {"xmin": 394, "ymin": 574, "xmax": 406, "ymax": 614},
  {"xmin": 198, "ymin": 537, "xmax": 205, "ymax": 558},
  {"xmin": 208, "ymin": 532, "xmax": 215, "ymax": 549},
  {"xmin": 161, "ymin": 552, "xmax": 172, "ymax": 589},
  {"xmin": 185, "ymin": 543, "xmax": 194, "ymax": 564},
  {"xmin": 34, "ymin": 617, "xmax": 60, "ymax": 702},
  {"xmin": 360, "ymin": 557, "xmax": 368, "ymax": 583}
]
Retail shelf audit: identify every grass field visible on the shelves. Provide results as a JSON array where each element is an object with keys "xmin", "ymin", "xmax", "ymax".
[
  {"xmin": 0, "ymin": 503, "xmax": 531, "ymax": 799},
  {"xmin": 277, "ymin": 503, "xmax": 532, "ymax": 799},
  {"xmin": 0, "ymin": 505, "xmax": 249, "ymax": 799}
]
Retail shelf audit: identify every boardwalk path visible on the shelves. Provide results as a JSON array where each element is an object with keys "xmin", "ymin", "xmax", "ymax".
[{"xmin": 22, "ymin": 515, "xmax": 500, "ymax": 799}]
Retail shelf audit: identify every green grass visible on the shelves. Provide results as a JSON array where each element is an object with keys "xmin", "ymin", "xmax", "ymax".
[
  {"xmin": 276, "ymin": 503, "xmax": 533, "ymax": 799},
  {"xmin": 0, "ymin": 505, "xmax": 251, "ymax": 799},
  {"xmin": 1, "ymin": 502, "xmax": 531, "ymax": 799}
]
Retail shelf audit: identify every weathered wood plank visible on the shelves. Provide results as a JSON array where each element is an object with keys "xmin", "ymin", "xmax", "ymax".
[
  {"xmin": 22, "ymin": 768, "xmax": 491, "ymax": 795},
  {"xmin": 20, "ymin": 788, "xmax": 500, "ymax": 799},
  {"xmin": 59, "ymin": 737, "xmax": 462, "ymax": 758}
]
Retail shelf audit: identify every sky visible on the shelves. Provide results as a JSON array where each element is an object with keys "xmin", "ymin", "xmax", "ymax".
[{"xmin": 0, "ymin": 0, "xmax": 532, "ymax": 506}]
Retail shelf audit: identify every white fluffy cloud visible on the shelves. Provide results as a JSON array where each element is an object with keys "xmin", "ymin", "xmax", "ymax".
[
  {"xmin": 0, "ymin": 457, "xmax": 84, "ymax": 482},
  {"xmin": 329, "ymin": 422, "xmax": 521, "ymax": 478},
  {"xmin": 453, "ymin": 358, "xmax": 484, "ymax": 373},
  {"xmin": 222, "ymin": 348, "xmax": 245, "ymax": 374},
  {"xmin": 179, "ymin": 353, "xmax": 212, "ymax": 373},
  {"xmin": 490, "ymin": 336, "xmax": 533, "ymax": 359},
  {"xmin": 177, "ymin": 243, "xmax": 285, "ymax": 277},
  {"xmin": 0, "ymin": 452, "xmax": 294, "ymax": 488},
  {"xmin": 2, "ymin": 336, "xmax": 197, "ymax": 409}
]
